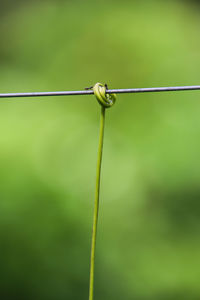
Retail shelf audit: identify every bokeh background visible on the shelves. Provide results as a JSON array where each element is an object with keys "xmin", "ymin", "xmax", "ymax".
[{"xmin": 1, "ymin": 0, "xmax": 200, "ymax": 299}]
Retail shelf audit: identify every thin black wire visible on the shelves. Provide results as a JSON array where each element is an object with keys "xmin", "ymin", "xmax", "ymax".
[{"xmin": 0, "ymin": 85, "xmax": 200, "ymax": 98}]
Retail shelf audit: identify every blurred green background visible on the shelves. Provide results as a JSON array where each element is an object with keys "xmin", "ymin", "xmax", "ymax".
[{"xmin": 1, "ymin": 0, "xmax": 200, "ymax": 299}]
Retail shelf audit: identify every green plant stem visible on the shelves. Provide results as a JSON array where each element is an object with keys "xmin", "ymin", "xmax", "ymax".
[{"xmin": 89, "ymin": 106, "xmax": 106, "ymax": 300}]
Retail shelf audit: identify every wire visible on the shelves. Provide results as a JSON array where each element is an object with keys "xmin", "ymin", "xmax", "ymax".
[{"xmin": 1, "ymin": 85, "xmax": 200, "ymax": 98}]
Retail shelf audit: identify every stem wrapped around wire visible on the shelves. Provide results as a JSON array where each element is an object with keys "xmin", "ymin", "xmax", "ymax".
[
  {"xmin": 93, "ymin": 82, "xmax": 116, "ymax": 108},
  {"xmin": 88, "ymin": 83, "xmax": 116, "ymax": 300}
]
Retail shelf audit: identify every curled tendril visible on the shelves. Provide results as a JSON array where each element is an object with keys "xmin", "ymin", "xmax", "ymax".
[
  {"xmin": 93, "ymin": 83, "xmax": 116, "ymax": 108},
  {"xmin": 88, "ymin": 82, "xmax": 117, "ymax": 300}
]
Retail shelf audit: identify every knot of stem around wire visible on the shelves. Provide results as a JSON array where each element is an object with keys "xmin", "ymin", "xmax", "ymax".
[{"xmin": 93, "ymin": 82, "xmax": 116, "ymax": 108}]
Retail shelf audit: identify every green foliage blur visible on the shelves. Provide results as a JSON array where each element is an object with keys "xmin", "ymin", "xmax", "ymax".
[{"xmin": 1, "ymin": 0, "xmax": 200, "ymax": 299}]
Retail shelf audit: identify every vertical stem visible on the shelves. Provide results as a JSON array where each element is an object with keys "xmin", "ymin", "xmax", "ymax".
[{"xmin": 89, "ymin": 106, "xmax": 106, "ymax": 300}]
